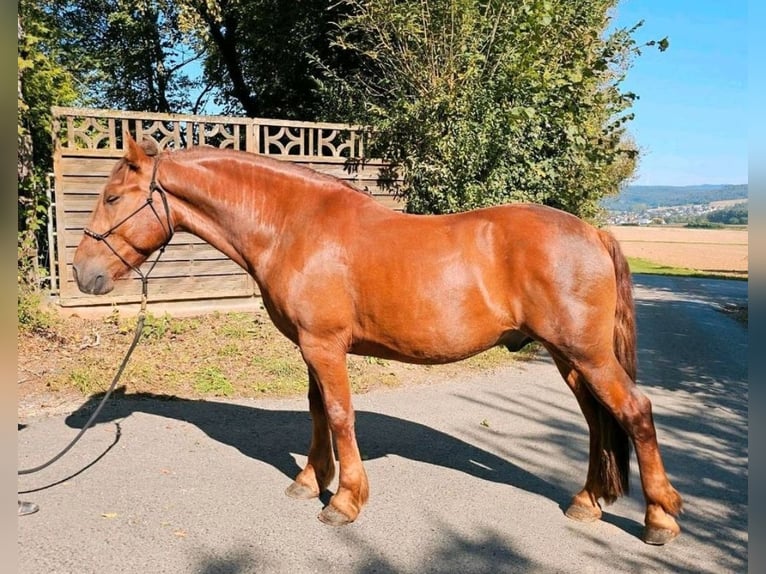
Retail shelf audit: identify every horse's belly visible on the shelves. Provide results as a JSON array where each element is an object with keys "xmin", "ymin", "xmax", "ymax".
[
  {"xmin": 350, "ymin": 265, "xmax": 519, "ymax": 362},
  {"xmin": 351, "ymin": 306, "xmax": 510, "ymax": 364},
  {"xmin": 350, "ymin": 337, "xmax": 500, "ymax": 365}
]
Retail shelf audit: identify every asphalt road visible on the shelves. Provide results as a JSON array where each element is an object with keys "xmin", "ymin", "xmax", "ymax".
[{"xmin": 17, "ymin": 274, "xmax": 748, "ymax": 574}]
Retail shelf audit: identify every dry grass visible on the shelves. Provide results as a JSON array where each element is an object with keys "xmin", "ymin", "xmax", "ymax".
[
  {"xmin": 608, "ymin": 225, "xmax": 748, "ymax": 278},
  {"xmin": 17, "ymin": 309, "xmax": 538, "ymax": 417}
]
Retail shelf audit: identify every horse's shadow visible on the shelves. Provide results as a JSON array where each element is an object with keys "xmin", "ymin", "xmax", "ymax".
[{"xmin": 64, "ymin": 390, "xmax": 570, "ymax": 512}]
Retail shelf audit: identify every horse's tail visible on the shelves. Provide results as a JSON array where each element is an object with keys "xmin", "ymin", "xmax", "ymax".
[
  {"xmin": 600, "ymin": 229, "xmax": 637, "ymax": 381},
  {"xmin": 594, "ymin": 229, "xmax": 635, "ymax": 503}
]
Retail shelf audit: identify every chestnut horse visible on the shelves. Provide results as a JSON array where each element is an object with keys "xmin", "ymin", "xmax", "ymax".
[{"xmin": 72, "ymin": 136, "xmax": 682, "ymax": 544}]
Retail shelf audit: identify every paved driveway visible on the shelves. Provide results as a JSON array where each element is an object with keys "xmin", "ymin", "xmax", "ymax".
[{"xmin": 18, "ymin": 275, "xmax": 748, "ymax": 573}]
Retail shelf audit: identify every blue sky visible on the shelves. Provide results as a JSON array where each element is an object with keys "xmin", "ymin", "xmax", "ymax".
[{"xmin": 611, "ymin": 0, "xmax": 747, "ymax": 186}]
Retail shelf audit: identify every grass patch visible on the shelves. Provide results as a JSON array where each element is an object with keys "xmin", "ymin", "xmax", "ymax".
[
  {"xmin": 216, "ymin": 343, "xmax": 242, "ymax": 357},
  {"xmin": 461, "ymin": 343, "xmax": 541, "ymax": 369},
  {"xmin": 18, "ymin": 307, "xmax": 539, "ymax": 404},
  {"xmin": 216, "ymin": 312, "xmax": 260, "ymax": 338},
  {"xmin": 193, "ymin": 366, "xmax": 234, "ymax": 397},
  {"xmin": 627, "ymin": 257, "xmax": 748, "ymax": 280},
  {"xmin": 67, "ymin": 364, "xmax": 109, "ymax": 395},
  {"xmin": 18, "ymin": 290, "xmax": 59, "ymax": 336},
  {"xmin": 628, "ymin": 257, "xmax": 703, "ymax": 277},
  {"xmin": 250, "ymin": 354, "xmax": 307, "ymax": 395}
]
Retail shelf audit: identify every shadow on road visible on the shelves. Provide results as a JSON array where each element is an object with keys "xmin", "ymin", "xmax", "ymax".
[{"xmin": 64, "ymin": 387, "xmax": 569, "ymax": 510}]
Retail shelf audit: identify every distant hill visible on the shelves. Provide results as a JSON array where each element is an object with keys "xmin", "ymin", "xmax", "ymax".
[{"xmin": 602, "ymin": 184, "xmax": 748, "ymax": 213}]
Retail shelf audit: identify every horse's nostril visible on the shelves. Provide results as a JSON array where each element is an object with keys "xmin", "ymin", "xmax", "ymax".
[{"xmin": 73, "ymin": 263, "xmax": 107, "ymax": 294}]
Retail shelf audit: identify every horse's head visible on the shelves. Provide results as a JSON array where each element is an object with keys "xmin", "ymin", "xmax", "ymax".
[{"xmin": 72, "ymin": 135, "xmax": 173, "ymax": 295}]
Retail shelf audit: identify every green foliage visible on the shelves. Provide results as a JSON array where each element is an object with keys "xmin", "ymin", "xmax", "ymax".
[
  {"xmin": 18, "ymin": 1, "xmax": 79, "ymax": 166},
  {"xmin": 43, "ymin": 0, "xmax": 205, "ymax": 113},
  {"xmin": 627, "ymin": 258, "xmax": 701, "ymax": 277},
  {"xmin": 18, "ymin": 0, "xmax": 672, "ymax": 274},
  {"xmin": 215, "ymin": 313, "xmax": 257, "ymax": 337},
  {"xmin": 324, "ymin": 0, "xmax": 666, "ymax": 219},
  {"xmin": 186, "ymin": 0, "xmax": 358, "ymax": 119},
  {"xmin": 17, "ymin": 289, "xmax": 57, "ymax": 335},
  {"xmin": 706, "ymin": 203, "xmax": 748, "ymax": 225},
  {"xmin": 683, "ymin": 220, "xmax": 724, "ymax": 229},
  {"xmin": 102, "ymin": 309, "xmax": 203, "ymax": 339},
  {"xmin": 18, "ymin": 2, "xmax": 79, "ymax": 301},
  {"xmin": 133, "ymin": 312, "xmax": 202, "ymax": 340},
  {"xmin": 140, "ymin": 313, "xmax": 173, "ymax": 341},
  {"xmin": 660, "ymin": 201, "xmax": 748, "ymax": 227},
  {"xmin": 250, "ymin": 355, "xmax": 306, "ymax": 391},
  {"xmin": 68, "ymin": 363, "xmax": 108, "ymax": 395},
  {"xmin": 193, "ymin": 366, "xmax": 235, "ymax": 396},
  {"xmin": 602, "ymin": 183, "xmax": 748, "ymax": 212},
  {"xmin": 17, "ymin": 176, "xmax": 50, "ymax": 292},
  {"xmin": 20, "ymin": 1, "xmax": 359, "ymax": 119}
]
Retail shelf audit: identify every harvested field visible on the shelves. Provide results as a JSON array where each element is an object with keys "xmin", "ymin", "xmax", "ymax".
[{"xmin": 607, "ymin": 225, "xmax": 748, "ymax": 276}]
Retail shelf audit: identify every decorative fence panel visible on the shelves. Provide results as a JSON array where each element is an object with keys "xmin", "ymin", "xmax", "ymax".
[{"xmin": 51, "ymin": 107, "xmax": 401, "ymax": 308}]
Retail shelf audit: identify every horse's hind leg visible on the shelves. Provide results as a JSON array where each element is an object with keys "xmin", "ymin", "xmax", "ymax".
[
  {"xmin": 286, "ymin": 371, "xmax": 336, "ymax": 500},
  {"xmin": 550, "ymin": 354, "xmax": 608, "ymax": 523},
  {"xmin": 577, "ymin": 354, "xmax": 683, "ymax": 545}
]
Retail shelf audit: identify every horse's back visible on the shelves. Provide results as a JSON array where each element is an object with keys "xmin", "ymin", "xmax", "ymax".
[
  {"xmin": 350, "ymin": 202, "xmax": 611, "ymax": 289},
  {"xmin": 336, "ymin": 202, "xmax": 616, "ymax": 362}
]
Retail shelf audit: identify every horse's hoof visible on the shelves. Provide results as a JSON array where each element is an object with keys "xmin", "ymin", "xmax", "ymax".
[
  {"xmin": 643, "ymin": 526, "xmax": 679, "ymax": 545},
  {"xmin": 565, "ymin": 503, "xmax": 602, "ymax": 523},
  {"xmin": 285, "ymin": 481, "xmax": 319, "ymax": 500},
  {"xmin": 318, "ymin": 504, "xmax": 354, "ymax": 526}
]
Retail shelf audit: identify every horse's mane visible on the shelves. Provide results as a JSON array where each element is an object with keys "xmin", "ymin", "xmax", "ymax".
[{"xmin": 166, "ymin": 145, "xmax": 367, "ymax": 195}]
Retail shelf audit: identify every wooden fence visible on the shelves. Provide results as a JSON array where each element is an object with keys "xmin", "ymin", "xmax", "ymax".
[{"xmin": 50, "ymin": 107, "xmax": 401, "ymax": 308}]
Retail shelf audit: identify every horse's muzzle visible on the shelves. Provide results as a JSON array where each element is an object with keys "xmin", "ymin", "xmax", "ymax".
[{"xmin": 72, "ymin": 262, "xmax": 113, "ymax": 295}]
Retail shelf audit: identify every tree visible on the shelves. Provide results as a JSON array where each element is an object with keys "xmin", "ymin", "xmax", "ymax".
[
  {"xmin": 21, "ymin": 0, "xmax": 670, "ymax": 231},
  {"xmin": 18, "ymin": 1, "xmax": 79, "ymax": 289},
  {"xmin": 184, "ymin": 0, "xmax": 358, "ymax": 119},
  {"xmin": 44, "ymin": 0, "xmax": 207, "ymax": 113},
  {"xmin": 35, "ymin": 1, "xmax": 357, "ymax": 119},
  {"xmin": 324, "ymin": 0, "xmax": 667, "ymax": 219},
  {"xmin": 707, "ymin": 203, "xmax": 748, "ymax": 225}
]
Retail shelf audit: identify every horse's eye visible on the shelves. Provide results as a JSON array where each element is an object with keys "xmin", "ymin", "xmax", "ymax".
[{"xmin": 105, "ymin": 195, "xmax": 120, "ymax": 204}]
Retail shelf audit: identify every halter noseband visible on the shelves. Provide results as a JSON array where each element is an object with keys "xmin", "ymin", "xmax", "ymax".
[{"xmin": 83, "ymin": 157, "xmax": 174, "ymax": 290}]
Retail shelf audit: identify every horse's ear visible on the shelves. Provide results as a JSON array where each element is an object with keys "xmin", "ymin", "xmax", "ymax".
[
  {"xmin": 123, "ymin": 134, "xmax": 158, "ymax": 167},
  {"xmin": 140, "ymin": 138, "xmax": 159, "ymax": 157},
  {"xmin": 124, "ymin": 133, "xmax": 147, "ymax": 167}
]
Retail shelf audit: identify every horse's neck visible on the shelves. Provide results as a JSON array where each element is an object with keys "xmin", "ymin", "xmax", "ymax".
[{"xmin": 164, "ymin": 154, "xmax": 294, "ymax": 273}]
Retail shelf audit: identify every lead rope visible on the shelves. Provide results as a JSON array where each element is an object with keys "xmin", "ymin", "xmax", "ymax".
[
  {"xmin": 19, "ymin": 158, "xmax": 172, "ymax": 476},
  {"xmin": 18, "ymin": 282, "xmax": 149, "ymax": 475}
]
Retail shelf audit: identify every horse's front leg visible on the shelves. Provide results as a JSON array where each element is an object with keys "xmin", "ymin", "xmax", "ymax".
[
  {"xmin": 298, "ymin": 337, "xmax": 369, "ymax": 525},
  {"xmin": 286, "ymin": 371, "xmax": 336, "ymax": 500}
]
